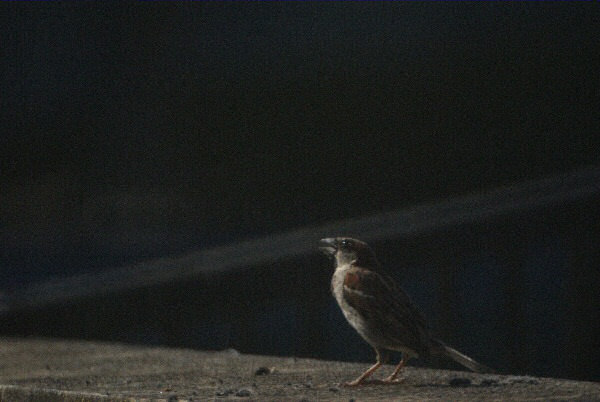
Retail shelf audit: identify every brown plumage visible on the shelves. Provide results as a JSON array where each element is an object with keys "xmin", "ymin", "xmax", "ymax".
[{"xmin": 319, "ymin": 237, "xmax": 494, "ymax": 386}]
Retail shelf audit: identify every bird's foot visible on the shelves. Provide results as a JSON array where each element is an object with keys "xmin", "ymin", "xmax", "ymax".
[
  {"xmin": 342, "ymin": 379, "xmax": 365, "ymax": 387},
  {"xmin": 379, "ymin": 376, "xmax": 405, "ymax": 385},
  {"xmin": 342, "ymin": 377, "xmax": 405, "ymax": 387}
]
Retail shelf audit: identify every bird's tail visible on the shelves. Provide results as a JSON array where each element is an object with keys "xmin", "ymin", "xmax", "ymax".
[{"xmin": 431, "ymin": 338, "xmax": 496, "ymax": 374}]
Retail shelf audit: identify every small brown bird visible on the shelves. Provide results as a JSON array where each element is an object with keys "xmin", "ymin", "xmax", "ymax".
[{"xmin": 319, "ymin": 237, "xmax": 493, "ymax": 386}]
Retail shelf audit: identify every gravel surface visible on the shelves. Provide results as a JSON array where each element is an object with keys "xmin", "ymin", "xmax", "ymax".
[{"xmin": 0, "ymin": 337, "xmax": 599, "ymax": 401}]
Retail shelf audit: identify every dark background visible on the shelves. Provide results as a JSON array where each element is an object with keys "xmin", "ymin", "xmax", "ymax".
[{"xmin": 1, "ymin": 3, "xmax": 599, "ymax": 381}]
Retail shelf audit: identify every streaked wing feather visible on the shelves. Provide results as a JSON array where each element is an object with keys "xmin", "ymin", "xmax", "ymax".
[{"xmin": 343, "ymin": 268, "xmax": 429, "ymax": 355}]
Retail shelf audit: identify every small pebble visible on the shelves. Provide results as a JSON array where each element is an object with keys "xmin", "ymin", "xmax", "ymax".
[
  {"xmin": 449, "ymin": 377, "xmax": 472, "ymax": 387},
  {"xmin": 505, "ymin": 375, "xmax": 538, "ymax": 385},
  {"xmin": 215, "ymin": 389, "xmax": 234, "ymax": 397},
  {"xmin": 329, "ymin": 386, "xmax": 340, "ymax": 392},
  {"xmin": 235, "ymin": 388, "xmax": 254, "ymax": 397},
  {"xmin": 222, "ymin": 348, "xmax": 240, "ymax": 356},
  {"xmin": 254, "ymin": 366, "xmax": 273, "ymax": 375},
  {"xmin": 480, "ymin": 378, "xmax": 498, "ymax": 386}
]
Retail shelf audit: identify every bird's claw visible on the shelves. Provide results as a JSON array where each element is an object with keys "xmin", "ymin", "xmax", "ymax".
[
  {"xmin": 341, "ymin": 380, "xmax": 363, "ymax": 387},
  {"xmin": 341, "ymin": 378, "xmax": 405, "ymax": 387},
  {"xmin": 380, "ymin": 377, "xmax": 405, "ymax": 385}
]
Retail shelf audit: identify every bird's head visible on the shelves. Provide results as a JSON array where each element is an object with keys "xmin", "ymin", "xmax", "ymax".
[{"xmin": 319, "ymin": 237, "xmax": 378, "ymax": 268}]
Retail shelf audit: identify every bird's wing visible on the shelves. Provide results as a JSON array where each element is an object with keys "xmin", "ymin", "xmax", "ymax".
[{"xmin": 342, "ymin": 267, "xmax": 429, "ymax": 355}]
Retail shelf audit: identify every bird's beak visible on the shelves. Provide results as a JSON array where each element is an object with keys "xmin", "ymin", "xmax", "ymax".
[{"xmin": 319, "ymin": 238, "xmax": 337, "ymax": 256}]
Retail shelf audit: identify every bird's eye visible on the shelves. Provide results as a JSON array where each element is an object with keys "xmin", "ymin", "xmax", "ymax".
[{"xmin": 341, "ymin": 239, "xmax": 352, "ymax": 248}]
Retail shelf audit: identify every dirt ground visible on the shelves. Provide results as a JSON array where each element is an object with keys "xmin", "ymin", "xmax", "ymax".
[{"xmin": 0, "ymin": 337, "xmax": 598, "ymax": 401}]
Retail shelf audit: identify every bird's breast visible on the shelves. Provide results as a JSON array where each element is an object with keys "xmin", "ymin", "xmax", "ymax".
[
  {"xmin": 331, "ymin": 266, "xmax": 349, "ymax": 306},
  {"xmin": 331, "ymin": 266, "xmax": 372, "ymax": 338}
]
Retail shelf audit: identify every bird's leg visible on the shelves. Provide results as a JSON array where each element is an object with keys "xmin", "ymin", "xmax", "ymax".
[
  {"xmin": 343, "ymin": 361, "xmax": 381, "ymax": 387},
  {"xmin": 343, "ymin": 349, "xmax": 385, "ymax": 387},
  {"xmin": 381, "ymin": 356, "xmax": 406, "ymax": 384}
]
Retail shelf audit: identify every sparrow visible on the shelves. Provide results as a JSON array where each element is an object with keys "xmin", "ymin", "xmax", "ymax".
[{"xmin": 319, "ymin": 237, "xmax": 494, "ymax": 386}]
